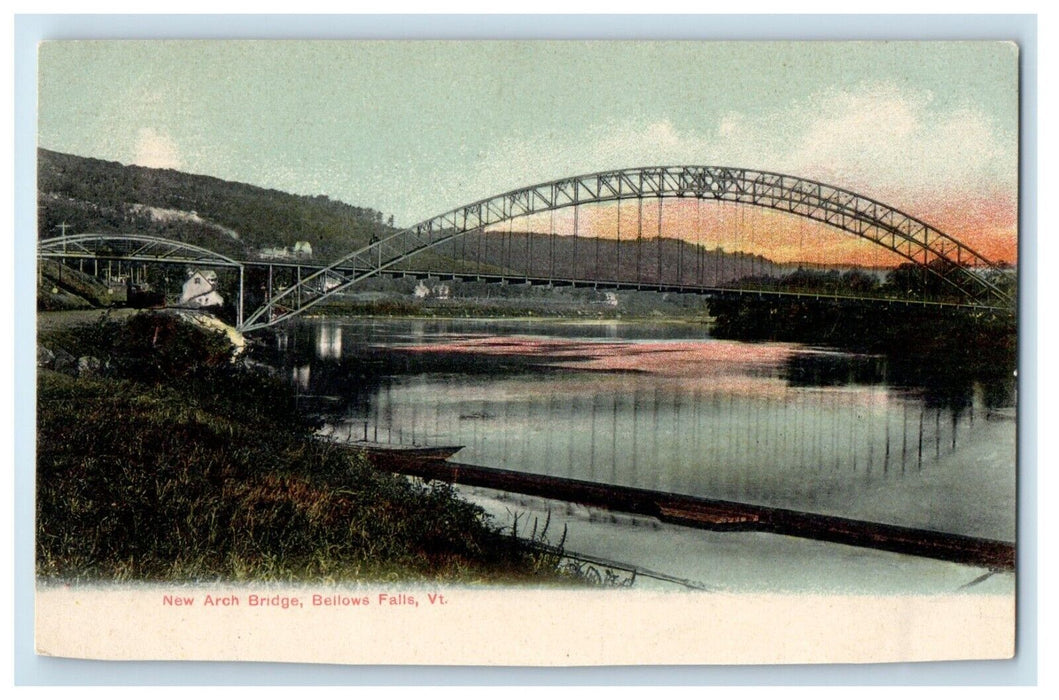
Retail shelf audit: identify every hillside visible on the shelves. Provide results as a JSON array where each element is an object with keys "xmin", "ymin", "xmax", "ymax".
[
  {"xmin": 37, "ymin": 258, "xmax": 113, "ymax": 311},
  {"xmin": 440, "ymin": 230, "xmax": 786, "ymax": 285},
  {"xmin": 38, "ymin": 149, "xmax": 394, "ymax": 261}
]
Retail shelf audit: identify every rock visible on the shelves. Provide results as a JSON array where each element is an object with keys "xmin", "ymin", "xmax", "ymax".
[
  {"xmin": 37, "ymin": 345, "xmax": 55, "ymax": 368},
  {"xmin": 77, "ymin": 356, "xmax": 102, "ymax": 378},
  {"xmin": 51, "ymin": 347, "xmax": 77, "ymax": 374}
]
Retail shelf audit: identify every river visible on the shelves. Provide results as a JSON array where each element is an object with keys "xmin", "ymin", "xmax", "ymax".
[{"xmin": 265, "ymin": 317, "xmax": 1016, "ymax": 542}]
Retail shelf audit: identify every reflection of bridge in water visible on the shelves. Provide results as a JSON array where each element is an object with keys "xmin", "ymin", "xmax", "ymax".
[
  {"xmin": 286, "ymin": 317, "xmax": 1016, "ymax": 552},
  {"xmin": 37, "ymin": 165, "xmax": 1016, "ymax": 332}
]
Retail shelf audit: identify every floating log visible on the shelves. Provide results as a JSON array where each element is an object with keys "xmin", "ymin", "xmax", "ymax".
[{"xmin": 360, "ymin": 450, "xmax": 1015, "ymax": 572}]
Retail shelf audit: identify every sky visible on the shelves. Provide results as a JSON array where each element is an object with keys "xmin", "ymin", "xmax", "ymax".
[{"xmin": 37, "ymin": 40, "xmax": 1019, "ymax": 264}]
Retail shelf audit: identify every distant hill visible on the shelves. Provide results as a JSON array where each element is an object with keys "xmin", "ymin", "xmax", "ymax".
[
  {"xmin": 440, "ymin": 230, "xmax": 787, "ymax": 286},
  {"xmin": 37, "ymin": 149, "xmax": 394, "ymax": 261}
]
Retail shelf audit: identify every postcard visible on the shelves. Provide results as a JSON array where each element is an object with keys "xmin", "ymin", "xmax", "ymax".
[{"xmin": 33, "ymin": 39, "xmax": 1018, "ymax": 665}]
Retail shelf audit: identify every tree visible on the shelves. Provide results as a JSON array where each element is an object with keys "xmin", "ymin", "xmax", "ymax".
[{"xmin": 884, "ymin": 259, "xmax": 964, "ymax": 301}]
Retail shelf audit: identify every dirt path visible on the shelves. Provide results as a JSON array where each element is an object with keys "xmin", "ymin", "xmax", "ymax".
[{"xmin": 36, "ymin": 308, "xmax": 139, "ymax": 333}]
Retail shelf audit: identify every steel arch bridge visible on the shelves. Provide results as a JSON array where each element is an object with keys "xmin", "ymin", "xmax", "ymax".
[{"xmin": 239, "ymin": 165, "xmax": 1014, "ymax": 332}]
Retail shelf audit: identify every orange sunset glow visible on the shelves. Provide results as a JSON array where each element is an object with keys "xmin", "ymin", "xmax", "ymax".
[{"xmin": 492, "ymin": 193, "xmax": 1017, "ymax": 268}]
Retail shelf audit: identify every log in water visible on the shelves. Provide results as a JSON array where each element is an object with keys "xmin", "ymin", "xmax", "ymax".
[{"xmin": 361, "ymin": 449, "xmax": 1014, "ymax": 571}]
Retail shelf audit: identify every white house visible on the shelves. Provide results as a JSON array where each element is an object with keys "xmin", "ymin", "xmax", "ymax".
[
  {"xmin": 413, "ymin": 282, "xmax": 452, "ymax": 300},
  {"xmin": 180, "ymin": 270, "xmax": 224, "ymax": 308},
  {"xmin": 260, "ymin": 246, "xmax": 291, "ymax": 260},
  {"xmin": 260, "ymin": 241, "xmax": 313, "ymax": 260}
]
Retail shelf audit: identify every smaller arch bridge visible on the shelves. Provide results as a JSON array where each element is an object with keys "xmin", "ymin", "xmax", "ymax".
[
  {"xmin": 38, "ymin": 233, "xmax": 245, "ymax": 269},
  {"xmin": 240, "ymin": 166, "xmax": 1014, "ymax": 332},
  {"xmin": 38, "ymin": 233, "xmax": 247, "ymax": 326}
]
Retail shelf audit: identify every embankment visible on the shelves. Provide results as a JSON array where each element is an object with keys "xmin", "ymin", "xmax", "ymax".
[{"xmin": 35, "ymin": 310, "xmax": 567, "ymax": 584}]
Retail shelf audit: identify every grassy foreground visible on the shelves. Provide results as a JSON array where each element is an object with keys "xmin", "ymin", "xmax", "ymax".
[{"xmin": 36, "ymin": 312, "xmax": 565, "ymax": 583}]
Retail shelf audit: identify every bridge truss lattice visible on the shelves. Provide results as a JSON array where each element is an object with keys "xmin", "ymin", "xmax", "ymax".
[{"xmin": 240, "ymin": 166, "xmax": 1014, "ymax": 331}]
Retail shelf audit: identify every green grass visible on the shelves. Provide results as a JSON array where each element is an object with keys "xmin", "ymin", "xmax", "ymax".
[{"xmin": 36, "ymin": 313, "xmax": 569, "ymax": 584}]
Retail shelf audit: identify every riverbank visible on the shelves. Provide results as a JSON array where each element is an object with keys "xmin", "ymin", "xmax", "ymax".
[
  {"xmin": 37, "ymin": 307, "xmax": 139, "ymax": 331},
  {"xmin": 709, "ymin": 296, "xmax": 1016, "ymax": 388},
  {"xmin": 35, "ymin": 311, "xmax": 570, "ymax": 584}
]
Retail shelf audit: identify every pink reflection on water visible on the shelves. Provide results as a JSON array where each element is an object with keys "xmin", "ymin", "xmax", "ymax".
[
  {"xmin": 402, "ymin": 336, "xmax": 795, "ymax": 375},
  {"xmin": 400, "ymin": 335, "xmax": 891, "ymax": 406}
]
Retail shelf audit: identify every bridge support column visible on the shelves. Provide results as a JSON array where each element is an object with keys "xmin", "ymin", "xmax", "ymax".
[
  {"xmin": 267, "ymin": 264, "xmax": 274, "ymax": 323},
  {"xmin": 237, "ymin": 266, "xmax": 245, "ymax": 329}
]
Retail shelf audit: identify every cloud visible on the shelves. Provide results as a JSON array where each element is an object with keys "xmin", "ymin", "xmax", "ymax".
[
  {"xmin": 775, "ymin": 85, "xmax": 1013, "ymax": 204},
  {"xmin": 132, "ymin": 127, "xmax": 183, "ymax": 170},
  {"xmin": 413, "ymin": 82, "xmax": 1016, "ymax": 261},
  {"xmin": 446, "ymin": 82, "xmax": 1014, "ymax": 220}
]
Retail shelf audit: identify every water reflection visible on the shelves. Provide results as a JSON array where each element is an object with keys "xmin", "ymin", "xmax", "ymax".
[
  {"xmin": 292, "ymin": 364, "xmax": 311, "ymax": 391},
  {"xmin": 341, "ymin": 372, "xmax": 970, "ymax": 493},
  {"xmin": 266, "ymin": 318, "xmax": 1015, "ymax": 539},
  {"xmin": 316, "ymin": 324, "xmax": 343, "ymax": 359}
]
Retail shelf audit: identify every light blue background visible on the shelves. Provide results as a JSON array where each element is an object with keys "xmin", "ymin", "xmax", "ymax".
[{"xmin": 13, "ymin": 13, "xmax": 1038, "ymax": 686}]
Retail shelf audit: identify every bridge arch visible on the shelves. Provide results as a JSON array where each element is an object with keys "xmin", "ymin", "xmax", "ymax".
[
  {"xmin": 38, "ymin": 233, "xmax": 247, "ymax": 326},
  {"xmin": 38, "ymin": 233, "xmax": 245, "ymax": 269},
  {"xmin": 234, "ymin": 166, "xmax": 1013, "ymax": 330}
]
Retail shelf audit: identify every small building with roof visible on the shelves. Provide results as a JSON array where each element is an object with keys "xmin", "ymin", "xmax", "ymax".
[{"xmin": 180, "ymin": 269, "xmax": 224, "ymax": 308}]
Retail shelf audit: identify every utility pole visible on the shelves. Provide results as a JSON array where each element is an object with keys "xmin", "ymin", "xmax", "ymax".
[{"xmin": 56, "ymin": 223, "xmax": 70, "ymax": 286}]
